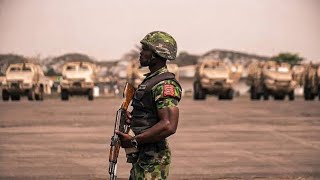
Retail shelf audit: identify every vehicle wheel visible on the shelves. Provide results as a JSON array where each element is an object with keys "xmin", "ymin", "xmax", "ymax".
[
  {"xmin": 304, "ymin": 87, "xmax": 312, "ymax": 101},
  {"xmin": 39, "ymin": 87, "xmax": 44, "ymax": 101},
  {"xmin": 303, "ymin": 87, "xmax": 308, "ymax": 100},
  {"xmin": 35, "ymin": 93, "xmax": 40, "ymax": 101},
  {"xmin": 226, "ymin": 89, "xmax": 234, "ymax": 100},
  {"xmin": 61, "ymin": 89, "xmax": 69, "ymax": 101},
  {"xmin": 88, "ymin": 88, "xmax": 94, "ymax": 101},
  {"xmin": 310, "ymin": 94, "xmax": 315, "ymax": 100},
  {"xmin": 318, "ymin": 85, "xmax": 320, "ymax": 101},
  {"xmin": 280, "ymin": 95, "xmax": 285, "ymax": 100},
  {"xmin": 274, "ymin": 95, "xmax": 285, "ymax": 100},
  {"xmin": 218, "ymin": 94, "xmax": 225, "ymax": 100},
  {"xmin": 199, "ymin": 88, "xmax": 206, "ymax": 100},
  {"xmin": 257, "ymin": 94, "xmax": 262, "ymax": 100},
  {"xmin": 27, "ymin": 89, "xmax": 34, "ymax": 101},
  {"xmin": 250, "ymin": 86, "xmax": 254, "ymax": 100},
  {"xmin": 2, "ymin": 89, "xmax": 9, "ymax": 101},
  {"xmin": 263, "ymin": 89, "xmax": 269, "ymax": 100},
  {"xmin": 193, "ymin": 81, "xmax": 205, "ymax": 100},
  {"xmin": 250, "ymin": 86, "xmax": 258, "ymax": 100},
  {"xmin": 193, "ymin": 83, "xmax": 199, "ymax": 100},
  {"xmin": 288, "ymin": 91, "xmax": 295, "ymax": 101},
  {"xmin": 11, "ymin": 94, "xmax": 20, "ymax": 101}
]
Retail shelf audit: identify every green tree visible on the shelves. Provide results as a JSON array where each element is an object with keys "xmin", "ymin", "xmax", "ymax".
[{"xmin": 272, "ymin": 52, "xmax": 303, "ymax": 65}]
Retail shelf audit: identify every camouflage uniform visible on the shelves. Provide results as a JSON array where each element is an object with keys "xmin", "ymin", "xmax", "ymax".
[{"xmin": 129, "ymin": 66, "xmax": 182, "ymax": 180}]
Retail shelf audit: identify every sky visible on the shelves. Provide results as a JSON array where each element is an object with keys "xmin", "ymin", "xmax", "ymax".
[{"xmin": 0, "ymin": 0, "xmax": 319, "ymax": 61}]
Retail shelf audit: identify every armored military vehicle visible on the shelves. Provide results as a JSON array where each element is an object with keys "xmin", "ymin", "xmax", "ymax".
[
  {"xmin": 303, "ymin": 64, "xmax": 319, "ymax": 100},
  {"xmin": 60, "ymin": 61, "xmax": 98, "ymax": 101},
  {"xmin": 193, "ymin": 59, "xmax": 234, "ymax": 100},
  {"xmin": 1, "ymin": 63, "xmax": 48, "ymax": 101},
  {"xmin": 292, "ymin": 64, "xmax": 306, "ymax": 86},
  {"xmin": 247, "ymin": 61, "xmax": 297, "ymax": 100}
]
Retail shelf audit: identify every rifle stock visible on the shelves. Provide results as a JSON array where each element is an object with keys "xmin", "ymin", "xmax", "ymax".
[{"xmin": 108, "ymin": 83, "xmax": 136, "ymax": 180}]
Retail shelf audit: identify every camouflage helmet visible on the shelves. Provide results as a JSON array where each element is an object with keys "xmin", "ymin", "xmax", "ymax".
[{"xmin": 140, "ymin": 31, "xmax": 177, "ymax": 60}]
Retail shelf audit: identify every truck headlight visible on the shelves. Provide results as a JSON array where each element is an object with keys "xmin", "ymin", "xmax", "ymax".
[
  {"xmin": 61, "ymin": 80, "xmax": 69, "ymax": 86},
  {"xmin": 226, "ymin": 79, "xmax": 233, "ymax": 84},
  {"xmin": 201, "ymin": 78, "xmax": 210, "ymax": 84},
  {"xmin": 231, "ymin": 67, "xmax": 237, "ymax": 73},
  {"xmin": 265, "ymin": 78, "xmax": 275, "ymax": 84}
]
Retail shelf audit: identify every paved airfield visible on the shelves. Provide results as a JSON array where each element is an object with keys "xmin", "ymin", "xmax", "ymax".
[{"xmin": 0, "ymin": 96, "xmax": 319, "ymax": 180}]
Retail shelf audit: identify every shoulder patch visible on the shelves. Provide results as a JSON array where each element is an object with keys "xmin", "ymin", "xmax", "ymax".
[{"xmin": 163, "ymin": 84, "xmax": 175, "ymax": 97}]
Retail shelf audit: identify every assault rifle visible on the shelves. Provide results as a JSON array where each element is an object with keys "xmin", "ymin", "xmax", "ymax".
[{"xmin": 108, "ymin": 83, "xmax": 137, "ymax": 180}]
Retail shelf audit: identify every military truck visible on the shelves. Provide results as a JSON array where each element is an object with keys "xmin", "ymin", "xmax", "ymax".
[
  {"xmin": 247, "ymin": 61, "xmax": 297, "ymax": 100},
  {"xmin": 193, "ymin": 59, "xmax": 235, "ymax": 100},
  {"xmin": 127, "ymin": 60, "xmax": 179, "ymax": 89},
  {"xmin": 60, "ymin": 61, "xmax": 98, "ymax": 101},
  {"xmin": 292, "ymin": 64, "xmax": 306, "ymax": 86},
  {"xmin": 1, "ymin": 63, "xmax": 48, "ymax": 101},
  {"xmin": 303, "ymin": 64, "xmax": 319, "ymax": 100}
]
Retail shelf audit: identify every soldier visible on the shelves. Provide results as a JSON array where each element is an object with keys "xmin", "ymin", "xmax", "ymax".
[{"xmin": 116, "ymin": 31, "xmax": 182, "ymax": 180}]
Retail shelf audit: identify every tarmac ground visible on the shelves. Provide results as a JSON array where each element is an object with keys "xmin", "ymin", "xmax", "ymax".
[{"xmin": 0, "ymin": 96, "xmax": 319, "ymax": 180}]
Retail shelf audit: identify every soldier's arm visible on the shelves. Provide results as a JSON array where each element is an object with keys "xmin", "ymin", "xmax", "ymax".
[{"xmin": 135, "ymin": 106, "xmax": 179, "ymax": 144}]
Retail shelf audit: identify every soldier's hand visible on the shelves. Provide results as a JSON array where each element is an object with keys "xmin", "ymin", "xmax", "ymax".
[
  {"xmin": 126, "ymin": 111, "xmax": 132, "ymax": 125},
  {"xmin": 115, "ymin": 130, "xmax": 134, "ymax": 148}
]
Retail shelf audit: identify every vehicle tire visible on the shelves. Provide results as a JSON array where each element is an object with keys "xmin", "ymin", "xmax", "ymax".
[
  {"xmin": 61, "ymin": 89, "xmax": 69, "ymax": 101},
  {"xmin": 194, "ymin": 81, "xmax": 205, "ymax": 100},
  {"xmin": 303, "ymin": 88, "xmax": 309, "ymax": 101},
  {"xmin": 263, "ymin": 88, "xmax": 269, "ymax": 100},
  {"xmin": 35, "ymin": 93, "xmax": 40, "ymax": 101},
  {"xmin": 27, "ymin": 89, "xmax": 34, "ymax": 101},
  {"xmin": 274, "ymin": 95, "xmax": 285, "ymax": 100},
  {"xmin": 218, "ymin": 94, "xmax": 225, "ymax": 100},
  {"xmin": 39, "ymin": 87, "xmax": 44, "ymax": 101},
  {"xmin": 199, "ymin": 88, "xmax": 206, "ymax": 100},
  {"xmin": 304, "ymin": 87, "xmax": 312, "ymax": 100},
  {"xmin": 310, "ymin": 94, "xmax": 315, "ymax": 100},
  {"xmin": 288, "ymin": 91, "xmax": 295, "ymax": 101},
  {"xmin": 226, "ymin": 89, "xmax": 234, "ymax": 100},
  {"xmin": 2, "ymin": 89, "xmax": 9, "ymax": 101},
  {"xmin": 11, "ymin": 94, "xmax": 20, "ymax": 101},
  {"xmin": 88, "ymin": 88, "xmax": 94, "ymax": 101},
  {"xmin": 250, "ymin": 86, "xmax": 254, "ymax": 100},
  {"xmin": 318, "ymin": 85, "xmax": 320, "ymax": 101},
  {"xmin": 257, "ymin": 94, "xmax": 262, "ymax": 100},
  {"xmin": 274, "ymin": 95, "xmax": 279, "ymax": 100},
  {"xmin": 193, "ymin": 81, "xmax": 199, "ymax": 100},
  {"xmin": 250, "ymin": 86, "xmax": 258, "ymax": 100}
]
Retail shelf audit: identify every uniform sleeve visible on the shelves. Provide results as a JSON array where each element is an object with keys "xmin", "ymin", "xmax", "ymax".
[{"xmin": 152, "ymin": 80, "xmax": 182, "ymax": 109}]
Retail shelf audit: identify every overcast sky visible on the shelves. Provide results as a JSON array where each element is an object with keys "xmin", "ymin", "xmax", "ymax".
[{"xmin": 0, "ymin": 0, "xmax": 319, "ymax": 61}]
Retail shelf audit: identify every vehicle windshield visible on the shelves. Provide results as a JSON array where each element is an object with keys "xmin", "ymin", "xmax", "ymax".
[
  {"xmin": 79, "ymin": 65, "xmax": 90, "ymax": 71},
  {"xmin": 66, "ymin": 65, "xmax": 76, "ymax": 71},
  {"xmin": 266, "ymin": 66, "xmax": 276, "ymax": 72},
  {"xmin": 22, "ymin": 67, "xmax": 32, "ymax": 72},
  {"xmin": 204, "ymin": 64, "xmax": 226, "ymax": 71},
  {"xmin": 9, "ymin": 67, "xmax": 21, "ymax": 72}
]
